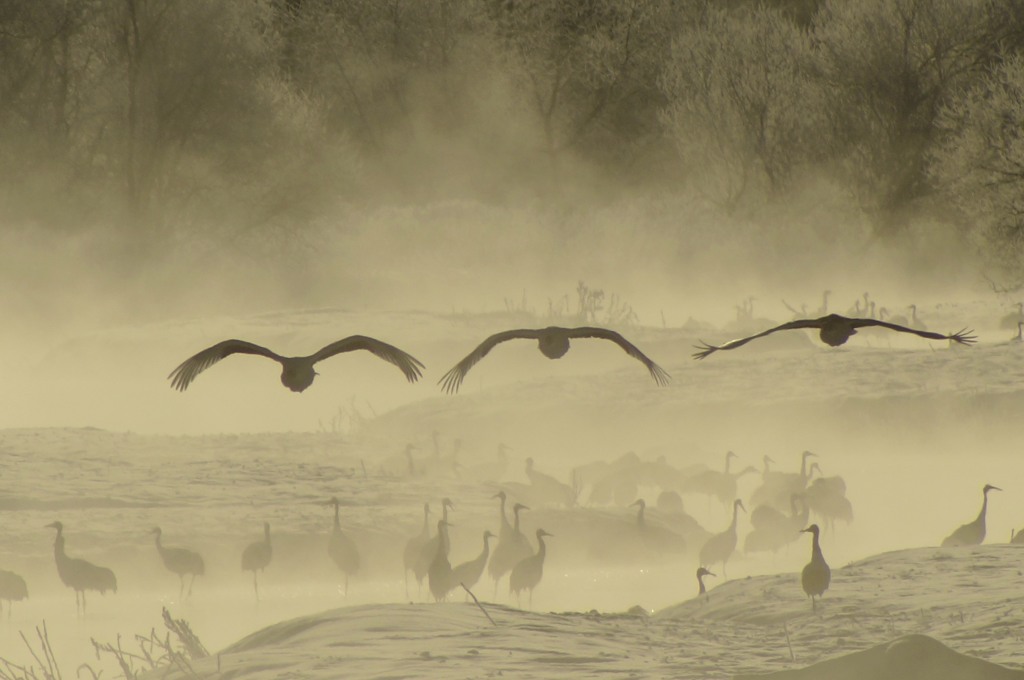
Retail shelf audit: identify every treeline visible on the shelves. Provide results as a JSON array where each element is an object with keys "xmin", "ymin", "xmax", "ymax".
[{"xmin": 2, "ymin": 0, "xmax": 1024, "ymax": 277}]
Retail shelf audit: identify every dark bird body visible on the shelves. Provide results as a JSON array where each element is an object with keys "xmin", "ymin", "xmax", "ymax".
[
  {"xmin": 47, "ymin": 521, "xmax": 116, "ymax": 613},
  {"xmin": 693, "ymin": 314, "xmax": 976, "ymax": 359},
  {"xmin": 0, "ymin": 569, "xmax": 27, "ymax": 617},
  {"xmin": 242, "ymin": 522, "xmax": 272, "ymax": 600},
  {"xmin": 440, "ymin": 326, "xmax": 669, "ymax": 393},
  {"xmin": 942, "ymin": 484, "xmax": 1000, "ymax": 547},
  {"xmin": 327, "ymin": 497, "xmax": 360, "ymax": 595},
  {"xmin": 509, "ymin": 528, "xmax": 552, "ymax": 608},
  {"xmin": 428, "ymin": 520, "xmax": 455, "ymax": 602},
  {"xmin": 403, "ymin": 503, "xmax": 431, "ymax": 597},
  {"xmin": 801, "ymin": 524, "xmax": 830, "ymax": 611},
  {"xmin": 169, "ymin": 336, "xmax": 424, "ymax": 392},
  {"xmin": 152, "ymin": 527, "xmax": 204, "ymax": 598},
  {"xmin": 451, "ymin": 530, "xmax": 495, "ymax": 594}
]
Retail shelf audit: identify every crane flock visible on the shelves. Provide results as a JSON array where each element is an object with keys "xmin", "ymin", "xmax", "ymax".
[{"xmin": 2, "ymin": 299, "xmax": 1011, "ymax": 622}]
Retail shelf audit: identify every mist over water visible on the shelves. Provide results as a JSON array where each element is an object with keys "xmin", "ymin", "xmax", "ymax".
[{"xmin": 3, "ymin": 2, "xmax": 1024, "ymax": 677}]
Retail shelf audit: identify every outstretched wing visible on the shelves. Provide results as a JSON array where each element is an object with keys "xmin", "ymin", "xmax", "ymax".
[
  {"xmin": 692, "ymin": 319, "xmax": 826, "ymax": 360},
  {"xmin": 168, "ymin": 340, "xmax": 282, "ymax": 391},
  {"xmin": 848, "ymin": 319, "xmax": 977, "ymax": 345},
  {"xmin": 438, "ymin": 329, "xmax": 541, "ymax": 394},
  {"xmin": 310, "ymin": 336, "xmax": 425, "ymax": 382},
  {"xmin": 567, "ymin": 327, "xmax": 671, "ymax": 385}
]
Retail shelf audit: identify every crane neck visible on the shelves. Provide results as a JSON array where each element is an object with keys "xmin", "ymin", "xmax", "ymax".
[
  {"xmin": 977, "ymin": 493, "xmax": 990, "ymax": 525},
  {"xmin": 636, "ymin": 503, "xmax": 646, "ymax": 527},
  {"xmin": 536, "ymin": 534, "xmax": 547, "ymax": 559},
  {"xmin": 698, "ymin": 575, "xmax": 706, "ymax": 595},
  {"xmin": 729, "ymin": 502, "xmax": 741, "ymax": 532},
  {"xmin": 513, "ymin": 507, "xmax": 523, "ymax": 532},
  {"xmin": 810, "ymin": 530, "xmax": 825, "ymax": 562}
]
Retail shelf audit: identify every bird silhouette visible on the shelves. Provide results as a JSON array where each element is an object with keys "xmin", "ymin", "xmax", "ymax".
[
  {"xmin": 427, "ymin": 519, "xmax": 455, "ymax": 603},
  {"xmin": 489, "ymin": 501, "xmax": 532, "ymax": 596},
  {"xmin": 47, "ymin": 521, "xmax": 116, "ymax": 614},
  {"xmin": 327, "ymin": 497, "xmax": 360, "ymax": 595},
  {"xmin": 0, "ymin": 569, "xmax": 27, "ymax": 618},
  {"xmin": 451, "ymin": 530, "xmax": 495, "ymax": 596},
  {"xmin": 509, "ymin": 528, "xmax": 552, "ymax": 608},
  {"xmin": 439, "ymin": 326, "xmax": 669, "ymax": 393},
  {"xmin": 414, "ymin": 498, "xmax": 454, "ymax": 594},
  {"xmin": 169, "ymin": 336, "xmax": 425, "ymax": 392},
  {"xmin": 403, "ymin": 503, "xmax": 431, "ymax": 598},
  {"xmin": 696, "ymin": 566, "xmax": 715, "ymax": 602},
  {"xmin": 942, "ymin": 484, "xmax": 1000, "ymax": 547},
  {"xmin": 242, "ymin": 522, "xmax": 272, "ymax": 600},
  {"xmin": 693, "ymin": 314, "xmax": 975, "ymax": 359},
  {"xmin": 151, "ymin": 527, "xmax": 204, "ymax": 599},
  {"xmin": 800, "ymin": 524, "xmax": 831, "ymax": 612},
  {"xmin": 699, "ymin": 499, "xmax": 745, "ymax": 578}
]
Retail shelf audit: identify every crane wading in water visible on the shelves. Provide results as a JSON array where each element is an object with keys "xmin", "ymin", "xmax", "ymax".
[
  {"xmin": 693, "ymin": 314, "xmax": 976, "ymax": 359},
  {"xmin": 47, "ymin": 521, "xmax": 117, "ymax": 614},
  {"xmin": 439, "ymin": 326, "xmax": 670, "ymax": 393},
  {"xmin": 169, "ymin": 336, "xmax": 425, "ymax": 392},
  {"xmin": 151, "ymin": 527, "xmax": 204, "ymax": 599}
]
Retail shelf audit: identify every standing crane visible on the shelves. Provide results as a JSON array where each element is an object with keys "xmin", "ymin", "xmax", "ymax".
[
  {"xmin": 414, "ymin": 498, "xmax": 454, "ymax": 593},
  {"xmin": 151, "ymin": 527, "xmax": 204, "ymax": 599},
  {"xmin": 0, "ymin": 569, "xmax": 28, "ymax": 618},
  {"xmin": 46, "ymin": 521, "xmax": 116, "ymax": 614},
  {"xmin": 699, "ymin": 499, "xmax": 745, "ymax": 578},
  {"xmin": 327, "ymin": 497, "xmax": 360, "ymax": 595},
  {"xmin": 942, "ymin": 484, "xmax": 1000, "ymax": 547},
  {"xmin": 403, "ymin": 503, "xmax": 431, "ymax": 597},
  {"xmin": 489, "ymin": 502, "xmax": 531, "ymax": 596},
  {"xmin": 509, "ymin": 528, "xmax": 553, "ymax": 608},
  {"xmin": 427, "ymin": 520, "xmax": 455, "ymax": 603},
  {"xmin": 800, "ymin": 524, "xmax": 830, "ymax": 612},
  {"xmin": 451, "ymin": 530, "xmax": 495, "ymax": 596},
  {"xmin": 242, "ymin": 522, "xmax": 272, "ymax": 600}
]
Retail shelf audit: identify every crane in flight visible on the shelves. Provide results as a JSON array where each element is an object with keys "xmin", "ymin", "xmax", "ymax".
[
  {"xmin": 439, "ymin": 326, "xmax": 669, "ymax": 393},
  {"xmin": 169, "ymin": 336, "xmax": 424, "ymax": 392},
  {"xmin": 693, "ymin": 314, "xmax": 975, "ymax": 360}
]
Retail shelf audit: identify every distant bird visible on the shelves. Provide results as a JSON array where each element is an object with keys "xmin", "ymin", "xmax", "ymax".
[
  {"xmin": 327, "ymin": 497, "xmax": 360, "ymax": 595},
  {"xmin": 415, "ymin": 499, "xmax": 454, "ymax": 588},
  {"xmin": 693, "ymin": 314, "xmax": 976, "ymax": 359},
  {"xmin": 241, "ymin": 522, "xmax": 272, "ymax": 600},
  {"xmin": 941, "ymin": 484, "xmax": 1000, "ymax": 547},
  {"xmin": 439, "ymin": 326, "xmax": 670, "ymax": 393},
  {"xmin": 403, "ymin": 503, "xmax": 431, "ymax": 597},
  {"xmin": 427, "ymin": 520, "xmax": 455, "ymax": 603},
  {"xmin": 1011, "ymin": 528, "xmax": 1024, "ymax": 545},
  {"xmin": 169, "ymin": 336, "xmax": 425, "ymax": 392},
  {"xmin": 800, "ymin": 524, "xmax": 830, "ymax": 611},
  {"xmin": 0, "ymin": 569, "xmax": 27, "ymax": 618},
  {"xmin": 745, "ymin": 494, "xmax": 809, "ymax": 554},
  {"xmin": 803, "ymin": 464, "xmax": 853, "ymax": 532},
  {"xmin": 46, "ymin": 521, "xmax": 116, "ymax": 613},
  {"xmin": 681, "ymin": 451, "xmax": 757, "ymax": 509},
  {"xmin": 699, "ymin": 499, "xmax": 745, "ymax": 578},
  {"xmin": 489, "ymin": 501, "xmax": 532, "ymax": 595},
  {"xmin": 509, "ymin": 528, "xmax": 552, "ymax": 608},
  {"xmin": 525, "ymin": 457, "xmax": 576, "ymax": 507},
  {"xmin": 630, "ymin": 498, "xmax": 687, "ymax": 554},
  {"xmin": 452, "ymin": 530, "xmax": 495, "ymax": 596},
  {"xmin": 750, "ymin": 450, "xmax": 817, "ymax": 512},
  {"xmin": 151, "ymin": 527, "xmax": 204, "ymax": 599},
  {"xmin": 696, "ymin": 566, "xmax": 715, "ymax": 602}
]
